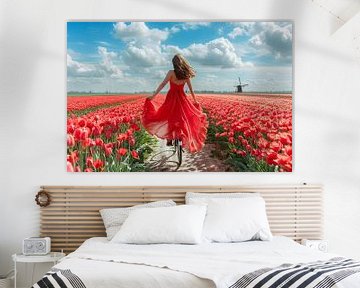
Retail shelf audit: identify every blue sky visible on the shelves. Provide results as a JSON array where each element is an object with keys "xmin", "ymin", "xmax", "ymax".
[{"xmin": 67, "ymin": 21, "xmax": 292, "ymax": 93}]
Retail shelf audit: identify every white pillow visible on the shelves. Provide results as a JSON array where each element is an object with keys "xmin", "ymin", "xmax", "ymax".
[
  {"xmin": 186, "ymin": 192, "xmax": 259, "ymax": 204},
  {"xmin": 100, "ymin": 200, "xmax": 176, "ymax": 240},
  {"xmin": 111, "ymin": 205, "xmax": 207, "ymax": 244},
  {"xmin": 202, "ymin": 197, "xmax": 272, "ymax": 243}
]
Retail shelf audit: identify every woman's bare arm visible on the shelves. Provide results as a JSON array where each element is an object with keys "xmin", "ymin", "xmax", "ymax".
[
  {"xmin": 148, "ymin": 71, "xmax": 172, "ymax": 99},
  {"xmin": 186, "ymin": 78, "xmax": 198, "ymax": 103}
]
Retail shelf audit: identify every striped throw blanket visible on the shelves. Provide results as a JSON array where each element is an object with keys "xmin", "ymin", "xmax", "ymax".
[
  {"xmin": 229, "ymin": 257, "xmax": 360, "ymax": 288},
  {"xmin": 32, "ymin": 268, "xmax": 86, "ymax": 288}
]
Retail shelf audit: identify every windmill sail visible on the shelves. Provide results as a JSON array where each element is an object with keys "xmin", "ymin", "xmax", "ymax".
[{"xmin": 235, "ymin": 76, "xmax": 248, "ymax": 93}]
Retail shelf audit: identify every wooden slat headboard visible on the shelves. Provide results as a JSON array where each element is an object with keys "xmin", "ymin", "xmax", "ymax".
[{"xmin": 39, "ymin": 184, "xmax": 323, "ymax": 253}]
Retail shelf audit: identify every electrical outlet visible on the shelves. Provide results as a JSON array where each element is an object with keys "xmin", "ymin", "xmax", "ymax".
[{"xmin": 301, "ymin": 239, "xmax": 328, "ymax": 252}]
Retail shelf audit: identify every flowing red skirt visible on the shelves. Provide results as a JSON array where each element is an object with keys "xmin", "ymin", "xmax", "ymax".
[{"xmin": 141, "ymin": 82, "xmax": 208, "ymax": 153}]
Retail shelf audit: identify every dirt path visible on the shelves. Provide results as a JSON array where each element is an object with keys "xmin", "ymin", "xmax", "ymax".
[{"xmin": 145, "ymin": 139, "xmax": 230, "ymax": 172}]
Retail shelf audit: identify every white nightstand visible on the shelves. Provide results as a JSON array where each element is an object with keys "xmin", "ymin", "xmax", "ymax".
[
  {"xmin": 301, "ymin": 239, "xmax": 328, "ymax": 252},
  {"xmin": 12, "ymin": 252, "xmax": 65, "ymax": 288}
]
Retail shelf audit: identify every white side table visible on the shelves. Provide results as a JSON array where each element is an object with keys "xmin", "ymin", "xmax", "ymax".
[{"xmin": 12, "ymin": 252, "xmax": 65, "ymax": 288}]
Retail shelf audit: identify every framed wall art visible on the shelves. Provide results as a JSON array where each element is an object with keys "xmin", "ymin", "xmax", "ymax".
[{"xmin": 67, "ymin": 21, "xmax": 293, "ymax": 172}]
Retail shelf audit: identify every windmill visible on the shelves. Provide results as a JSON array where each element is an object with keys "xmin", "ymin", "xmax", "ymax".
[{"xmin": 234, "ymin": 77, "xmax": 248, "ymax": 93}]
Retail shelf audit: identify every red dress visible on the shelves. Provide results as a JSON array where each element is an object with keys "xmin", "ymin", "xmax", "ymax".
[{"xmin": 142, "ymin": 81, "xmax": 208, "ymax": 153}]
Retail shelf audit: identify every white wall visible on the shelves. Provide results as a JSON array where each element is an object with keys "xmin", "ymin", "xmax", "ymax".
[{"xmin": 1, "ymin": 0, "xmax": 359, "ymax": 286}]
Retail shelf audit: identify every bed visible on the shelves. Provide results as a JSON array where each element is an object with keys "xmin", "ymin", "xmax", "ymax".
[
  {"xmin": 33, "ymin": 236, "xmax": 360, "ymax": 288},
  {"xmin": 33, "ymin": 185, "xmax": 360, "ymax": 288}
]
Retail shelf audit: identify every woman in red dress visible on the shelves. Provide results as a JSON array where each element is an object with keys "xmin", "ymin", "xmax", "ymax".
[{"xmin": 142, "ymin": 54, "xmax": 208, "ymax": 153}]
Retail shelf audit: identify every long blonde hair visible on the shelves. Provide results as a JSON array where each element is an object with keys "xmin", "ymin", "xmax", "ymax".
[{"xmin": 172, "ymin": 54, "xmax": 196, "ymax": 80}]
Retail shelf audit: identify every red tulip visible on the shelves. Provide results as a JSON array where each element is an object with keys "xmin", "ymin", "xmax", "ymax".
[
  {"xmin": 282, "ymin": 163, "xmax": 292, "ymax": 172},
  {"xmin": 266, "ymin": 151, "xmax": 278, "ymax": 166},
  {"xmin": 94, "ymin": 159, "xmax": 104, "ymax": 169},
  {"xmin": 270, "ymin": 141, "xmax": 282, "ymax": 152},
  {"xmin": 117, "ymin": 148, "xmax": 128, "ymax": 157},
  {"xmin": 92, "ymin": 126, "xmax": 102, "ymax": 137},
  {"xmin": 130, "ymin": 123, "xmax": 140, "ymax": 131},
  {"xmin": 78, "ymin": 118, "xmax": 86, "ymax": 127},
  {"xmin": 67, "ymin": 134, "xmax": 75, "ymax": 147},
  {"xmin": 285, "ymin": 145, "xmax": 292, "ymax": 156},
  {"xmin": 104, "ymin": 144, "xmax": 113, "ymax": 156},
  {"xmin": 126, "ymin": 129, "xmax": 133, "ymax": 136},
  {"xmin": 86, "ymin": 156, "xmax": 94, "ymax": 168},
  {"xmin": 67, "ymin": 123, "xmax": 75, "ymax": 134},
  {"xmin": 267, "ymin": 133, "xmax": 277, "ymax": 141},
  {"xmin": 241, "ymin": 138, "xmax": 248, "ymax": 146},
  {"xmin": 236, "ymin": 150, "xmax": 246, "ymax": 157},
  {"xmin": 117, "ymin": 133, "xmax": 128, "ymax": 142},
  {"xmin": 131, "ymin": 150, "xmax": 139, "ymax": 159},
  {"xmin": 81, "ymin": 137, "xmax": 93, "ymax": 148},
  {"xmin": 257, "ymin": 137, "xmax": 269, "ymax": 149},
  {"xmin": 95, "ymin": 138, "xmax": 104, "ymax": 147},
  {"xmin": 277, "ymin": 154, "xmax": 290, "ymax": 166},
  {"xmin": 73, "ymin": 128, "xmax": 82, "ymax": 141},
  {"xmin": 67, "ymin": 151, "xmax": 79, "ymax": 164},
  {"xmin": 279, "ymin": 132, "xmax": 291, "ymax": 145},
  {"xmin": 67, "ymin": 161, "xmax": 74, "ymax": 172},
  {"xmin": 129, "ymin": 136, "xmax": 136, "ymax": 146}
]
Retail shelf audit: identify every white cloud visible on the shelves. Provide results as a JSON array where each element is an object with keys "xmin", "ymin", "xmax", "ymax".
[
  {"xmin": 228, "ymin": 27, "xmax": 246, "ymax": 39},
  {"xmin": 170, "ymin": 22, "xmax": 210, "ymax": 33},
  {"xmin": 205, "ymin": 74, "xmax": 217, "ymax": 78},
  {"xmin": 228, "ymin": 22, "xmax": 254, "ymax": 38},
  {"xmin": 67, "ymin": 47, "xmax": 123, "ymax": 79},
  {"xmin": 182, "ymin": 22, "xmax": 210, "ymax": 29},
  {"xmin": 153, "ymin": 70, "xmax": 167, "ymax": 79},
  {"xmin": 114, "ymin": 22, "xmax": 170, "ymax": 68},
  {"xmin": 67, "ymin": 54, "xmax": 100, "ymax": 77},
  {"xmin": 165, "ymin": 37, "xmax": 252, "ymax": 68},
  {"xmin": 249, "ymin": 22, "xmax": 292, "ymax": 60},
  {"xmin": 96, "ymin": 41, "xmax": 111, "ymax": 47},
  {"xmin": 113, "ymin": 22, "xmax": 169, "ymax": 45},
  {"xmin": 98, "ymin": 47, "xmax": 123, "ymax": 78},
  {"xmin": 163, "ymin": 44, "xmax": 182, "ymax": 55},
  {"xmin": 228, "ymin": 22, "xmax": 293, "ymax": 61},
  {"xmin": 113, "ymin": 22, "xmax": 251, "ymax": 70},
  {"xmin": 123, "ymin": 45, "xmax": 166, "ymax": 68},
  {"xmin": 169, "ymin": 26, "xmax": 181, "ymax": 33}
]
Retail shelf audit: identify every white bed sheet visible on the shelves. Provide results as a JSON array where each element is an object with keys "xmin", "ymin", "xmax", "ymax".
[
  {"xmin": 54, "ymin": 236, "xmax": 360, "ymax": 288},
  {"xmin": 56, "ymin": 237, "xmax": 214, "ymax": 288},
  {"xmin": 55, "ymin": 258, "xmax": 214, "ymax": 288}
]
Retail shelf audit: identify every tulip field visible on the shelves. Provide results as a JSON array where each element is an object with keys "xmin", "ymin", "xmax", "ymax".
[
  {"xmin": 68, "ymin": 95, "xmax": 145, "ymax": 111},
  {"xmin": 67, "ymin": 93, "xmax": 292, "ymax": 172}
]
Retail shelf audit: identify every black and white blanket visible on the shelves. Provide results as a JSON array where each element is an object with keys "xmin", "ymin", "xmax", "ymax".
[
  {"xmin": 32, "ymin": 268, "xmax": 86, "ymax": 288},
  {"xmin": 33, "ymin": 258, "xmax": 360, "ymax": 288},
  {"xmin": 229, "ymin": 258, "xmax": 360, "ymax": 288}
]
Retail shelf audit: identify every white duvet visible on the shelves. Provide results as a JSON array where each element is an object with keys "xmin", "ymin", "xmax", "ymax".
[{"xmin": 54, "ymin": 237, "xmax": 360, "ymax": 288}]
